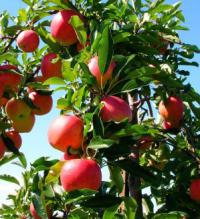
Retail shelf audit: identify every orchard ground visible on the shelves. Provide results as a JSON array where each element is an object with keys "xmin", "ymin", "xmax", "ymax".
[{"xmin": 0, "ymin": 0, "xmax": 200, "ymax": 212}]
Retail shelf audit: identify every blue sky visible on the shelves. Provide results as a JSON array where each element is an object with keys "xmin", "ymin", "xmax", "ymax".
[{"xmin": 0, "ymin": 0, "xmax": 200, "ymax": 205}]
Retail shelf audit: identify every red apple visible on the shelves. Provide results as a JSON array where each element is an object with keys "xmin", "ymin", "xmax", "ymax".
[
  {"xmin": 29, "ymin": 91, "xmax": 53, "ymax": 115},
  {"xmin": 51, "ymin": 10, "xmax": 83, "ymax": 45},
  {"xmin": 30, "ymin": 203, "xmax": 41, "ymax": 219},
  {"xmin": 88, "ymin": 56, "xmax": 116, "ymax": 88},
  {"xmin": 17, "ymin": 30, "xmax": 39, "ymax": 52},
  {"xmin": 5, "ymin": 130, "xmax": 22, "ymax": 149},
  {"xmin": 60, "ymin": 158, "xmax": 102, "ymax": 192},
  {"xmin": 100, "ymin": 96, "xmax": 132, "ymax": 122},
  {"xmin": 48, "ymin": 115, "xmax": 84, "ymax": 152},
  {"xmin": 0, "ymin": 65, "xmax": 21, "ymax": 93},
  {"xmin": 138, "ymin": 136, "xmax": 153, "ymax": 150},
  {"xmin": 0, "ymin": 97, "xmax": 8, "ymax": 107},
  {"xmin": 190, "ymin": 179, "xmax": 200, "ymax": 201},
  {"xmin": 159, "ymin": 96, "xmax": 184, "ymax": 126},
  {"xmin": 41, "ymin": 53, "xmax": 62, "ymax": 79},
  {"xmin": 61, "ymin": 151, "xmax": 79, "ymax": 161},
  {"xmin": 0, "ymin": 138, "xmax": 6, "ymax": 159}
]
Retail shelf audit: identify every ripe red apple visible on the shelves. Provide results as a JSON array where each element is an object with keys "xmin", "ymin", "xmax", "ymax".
[
  {"xmin": 51, "ymin": 10, "xmax": 83, "ymax": 45},
  {"xmin": 30, "ymin": 203, "xmax": 41, "ymax": 219},
  {"xmin": 29, "ymin": 91, "xmax": 53, "ymax": 115},
  {"xmin": 48, "ymin": 115, "xmax": 84, "ymax": 152},
  {"xmin": 88, "ymin": 56, "xmax": 116, "ymax": 87},
  {"xmin": 100, "ymin": 96, "xmax": 132, "ymax": 122},
  {"xmin": 17, "ymin": 30, "xmax": 39, "ymax": 52},
  {"xmin": 41, "ymin": 53, "xmax": 62, "ymax": 79},
  {"xmin": 5, "ymin": 130, "xmax": 22, "ymax": 149},
  {"xmin": 138, "ymin": 136, "xmax": 153, "ymax": 150},
  {"xmin": 60, "ymin": 158, "xmax": 102, "ymax": 192},
  {"xmin": 0, "ymin": 65, "xmax": 21, "ymax": 93},
  {"xmin": 158, "ymin": 96, "xmax": 184, "ymax": 126},
  {"xmin": 0, "ymin": 97, "xmax": 8, "ymax": 107},
  {"xmin": 190, "ymin": 179, "xmax": 200, "ymax": 201},
  {"xmin": 0, "ymin": 138, "xmax": 6, "ymax": 159}
]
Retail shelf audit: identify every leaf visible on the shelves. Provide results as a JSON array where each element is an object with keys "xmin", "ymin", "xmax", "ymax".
[
  {"xmin": 18, "ymin": 153, "xmax": 27, "ymax": 168},
  {"xmin": 43, "ymin": 77, "xmax": 66, "ymax": 85},
  {"xmin": 98, "ymin": 26, "xmax": 113, "ymax": 74},
  {"xmin": 109, "ymin": 166, "xmax": 123, "ymax": 193},
  {"xmin": 152, "ymin": 211, "xmax": 188, "ymax": 219},
  {"xmin": 0, "ymin": 174, "xmax": 20, "ymax": 185},
  {"xmin": 81, "ymin": 195, "xmax": 122, "ymax": 208},
  {"xmin": 123, "ymin": 197, "xmax": 137, "ymax": 219},
  {"xmin": 0, "ymin": 153, "xmax": 17, "ymax": 166},
  {"xmin": 69, "ymin": 15, "xmax": 87, "ymax": 45},
  {"xmin": 62, "ymin": 59, "xmax": 76, "ymax": 82},
  {"xmin": 32, "ymin": 194, "xmax": 48, "ymax": 219},
  {"xmin": 103, "ymin": 205, "xmax": 119, "ymax": 219},
  {"xmin": 87, "ymin": 136, "xmax": 115, "ymax": 150}
]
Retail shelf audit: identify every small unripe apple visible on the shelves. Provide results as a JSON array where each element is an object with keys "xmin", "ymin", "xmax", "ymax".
[
  {"xmin": 41, "ymin": 53, "xmax": 62, "ymax": 79},
  {"xmin": 29, "ymin": 92, "xmax": 53, "ymax": 115},
  {"xmin": 30, "ymin": 202, "xmax": 41, "ymax": 219},
  {"xmin": 48, "ymin": 115, "xmax": 84, "ymax": 152},
  {"xmin": 60, "ymin": 159, "xmax": 102, "ymax": 192},
  {"xmin": 159, "ymin": 96, "xmax": 184, "ymax": 126},
  {"xmin": 100, "ymin": 96, "xmax": 132, "ymax": 122},
  {"xmin": 190, "ymin": 179, "xmax": 200, "ymax": 201},
  {"xmin": 17, "ymin": 30, "xmax": 39, "ymax": 52},
  {"xmin": 88, "ymin": 56, "xmax": 116, "ymax": 88},
  {"xmin": 51, "ymin": 10, "xmax": 83, "ymax": 45},
  {"xmin": 5, "ymin": 130, "xmax": 22, "ymax": 149}
]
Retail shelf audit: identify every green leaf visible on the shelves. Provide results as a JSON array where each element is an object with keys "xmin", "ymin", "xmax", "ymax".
[
  {"xmin": 62, "ymin": 59, "xmax": 76, "ymax": 82},
  {"xmin": 98, "ymin": 26, "xmax": 113, "ymax": 74},
  {"xmin": 0, "ymin": 153, "xmax": 17, "ymax": 166},
  {"xmin": 0, "ymin": 174, "xmax": 20, "ymax": 185},
  {"xmin": 69, "ymin": 15, "xmax": 87, "ymax": 45},
  {"xmin": 123, "ymin": 197, "xmax": 137, "ymax": 219},
  {"xmin": 32, "ymin": 194, "xmax": 48, "ymax": 219},
  {"xmin": 18, "ymin": 153, "xmax": 27, "ymax": 168},
  {"xmin": 88, "ymin": 136, "xmax": 115, "ymax": 150},
  {"xmin": 43, "ymin": 77, "xmax": 66, "ymax": 85},
  {"xmin": 18, "ymin": 9, "xmax": 27, "ymax": 23},
  {"xmin": 103, "ymin": 205, "xmax": 119, "ymax": 219},
  {"xmin": 109, "ymin": 166, "xmax": 123, "ymax": 193},
  {"xmin": 152, "ymin": 211, "xmax": 188, "ymax": 219}
]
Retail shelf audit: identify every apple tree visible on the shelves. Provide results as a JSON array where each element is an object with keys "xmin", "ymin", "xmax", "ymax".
[{"xmin": 0, "ymin": 0, "xmax": 200, "ymax": 218}]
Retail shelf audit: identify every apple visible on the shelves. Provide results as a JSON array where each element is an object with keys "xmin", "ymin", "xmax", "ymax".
[
  {"xmin": 17, "ymin": 30, "xmax": 39, "ymax": 52},
  {"xmin": 48, "ymin": 115, "xmax": 84, "ymax": 152},
  {"xmin": 5, "ymin": 98, "xmax": 35, "ymax": 133},
  {"xmin": 158, "ymin": 96, "xmax": 184, "ymax": 127},
  {"xmin": 0, "ymin": 97, "xmax": 8, "ymax": 107},
  {"xmin": 190, "ymin": 179, "xmax": 200, "ymax": 201},
  {"xmin": 0, "ymin": 138, "xmax": 6, "ymax": 159},
  {"xmin": 51, "ymin": 9, "xmax": 83, "ymax": 45},
  {"xmin": 41, "ymin": 53, "xmax": 62, "ymax": 79},
  {"xmin": 0, "ymin": 65, "xmax": 21, "ymax": 93},
  {"xmin": 61, "ymin": 151, "xmax": 80, "ymax": 161},
  {"xmin": 4, "ymin": 130, "xmax": 22, "ymax": 149},
  {"xmin": 29, "ymin": 91, "xmax": 53, "ymax": 115},
  {"xmin": 30, "ymin": 203, "xmax": 41, "ymax": 219},
  {"xmin": 100, "ymin": 96, "xmax": 132, "ymax": 122},
  {"xmin": 12, "ymin": 113, "xmax": 35, "ymax": 133},
  {"xmin": 138, "ymin": 136, "xmax": 153, "ymax": 150},
  {"xmin": 153, "ymin": 37, "xmax": 169, "ymax": 55},
  {"xmin": 88, "ymin": 56, "xmax": 116, "ymax": 88},
  {"xmin": 60, "ymin": 158, "xmax": 102, "ymax": 192}
]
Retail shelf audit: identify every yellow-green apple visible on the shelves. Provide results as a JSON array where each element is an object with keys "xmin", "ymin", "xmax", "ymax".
[
  {"xmin": 29, "ymin": 91, "xmax": 53, "ymax": 115},
  {"xmin": 48, "ymin": 115, "xmax": 83, "ymax": 152},
  {"xmin": 51, "ymin": 9, "xmax": 83, "ymax": 45},
  {"xmin": 41, "ymin": 53, "xmax": 62, "ymax": 79},
  {"xmin": 88, "ymin": 56, "xmax": 116, "ymax": 88},
  {"xmin": 5, "ymin": 98, "xmax": 35, "ymax": 132},
  {"xmin": 30, "ymin": 203, "xmax": 41, "ymax": 219},
  {"xmin": 159, "ymin": 96, "xmax": 184, "ymax": 127},
  {"xmin": 17, "ymin": 30, "xmax": 39, "ymax": 52},
  {"xmin": 190, "ymin": 179, "xmax": 200, "ymax": 201},
  {"xmin": 60, "ymin": 158, "xmax": 102, "ymax": 191},
  {"xmin": 100, "ymin": 96, "xmax": 132, "ymax": 122}
]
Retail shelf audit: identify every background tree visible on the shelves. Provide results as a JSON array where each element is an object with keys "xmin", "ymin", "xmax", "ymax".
[{"xmin": 0, "ymin": 0, "xmax": 200, "ymax": 218}]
